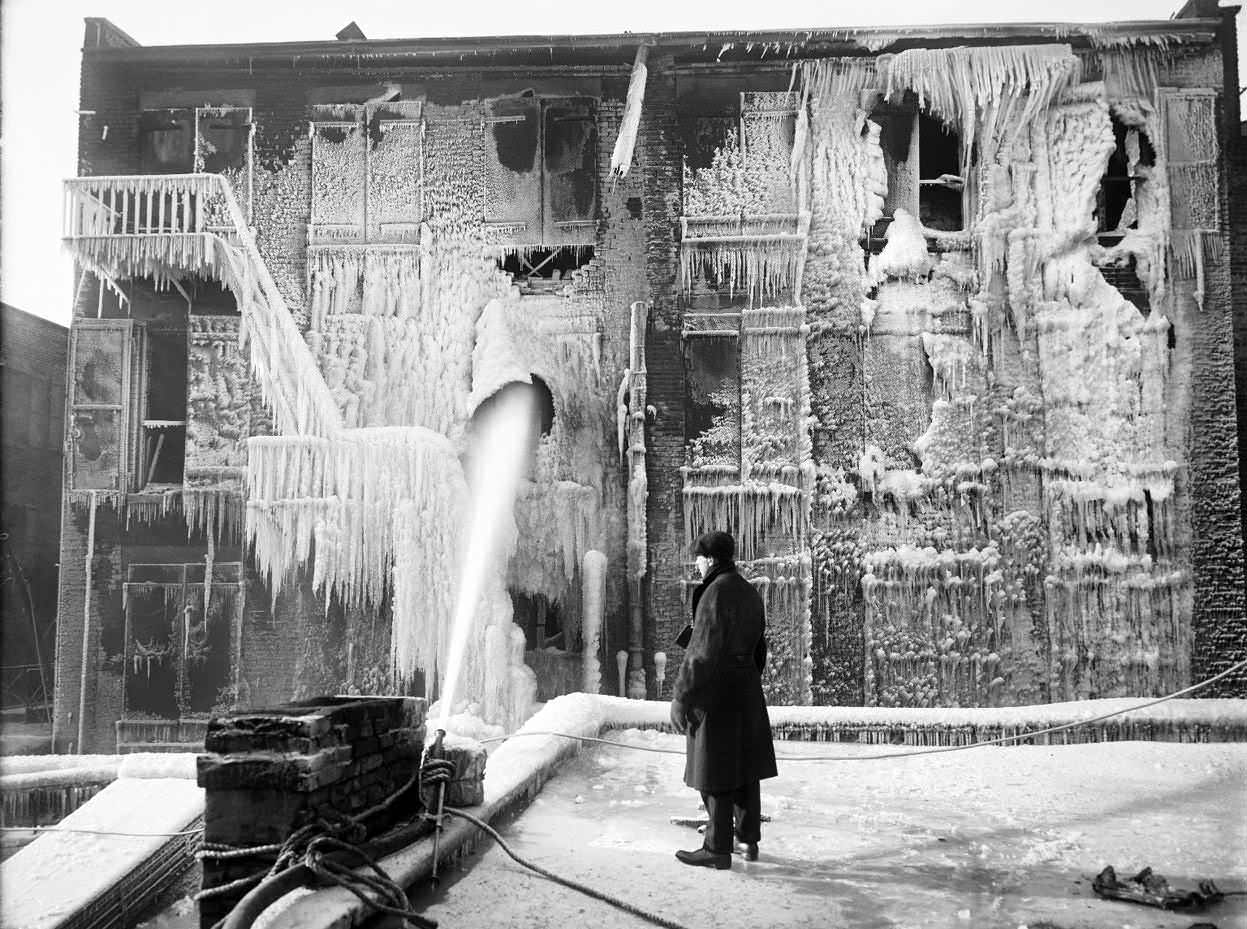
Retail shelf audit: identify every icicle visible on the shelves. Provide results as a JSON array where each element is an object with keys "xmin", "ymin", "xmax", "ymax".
[
  {"xmin": 581, "ymin": 550, "xmax": 606, "ymax": 693},
  {"xmin": 610, "ymin": 45, "xmax": 649, "ymax": 179},
  {"xmin": 204, "ymin": 531, "xmax": 215, "ymax": 619},
  {"xmin": 879, "ymin": 45, "xmax": 1081, "ymax": 169}
]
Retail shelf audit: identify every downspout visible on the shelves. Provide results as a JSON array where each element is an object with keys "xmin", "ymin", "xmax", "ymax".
[
  {"xmin": 626, "ymin": 301, "xmax": 649, "ymax": 699},
  {"xmin": 77, "ymin": 490, "xmax": 98, "ymax": 752}
]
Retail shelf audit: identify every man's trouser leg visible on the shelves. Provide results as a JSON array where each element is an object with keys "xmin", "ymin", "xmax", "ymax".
[
  {"xmin": 700, "ymin": 790, "xmax": 736, "ymax": 854},
  {"xmin": 732, "ymin": 780, "xmax": 761, "ymax": 845}
]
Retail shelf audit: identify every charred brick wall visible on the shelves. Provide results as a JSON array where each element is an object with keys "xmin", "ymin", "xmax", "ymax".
[{"xmin": 197, "ymin": 696, "xmax": 425, "ymax": 927}]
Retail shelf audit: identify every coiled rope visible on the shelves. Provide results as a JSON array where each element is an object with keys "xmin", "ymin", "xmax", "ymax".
[{"xmin": 479, "ymin": 656, "xmax": 1247, "ymax": 762}]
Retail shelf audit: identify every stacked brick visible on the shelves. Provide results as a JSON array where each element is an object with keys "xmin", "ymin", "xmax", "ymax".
[{"xmin": 196, "ymin": 696, "xmax": 425, "ymax": 928}]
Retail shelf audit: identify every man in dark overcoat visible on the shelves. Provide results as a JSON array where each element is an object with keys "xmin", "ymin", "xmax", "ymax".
[{"xmin": 670, "ymin": 530, "xmax": 778, "ymax": 870}]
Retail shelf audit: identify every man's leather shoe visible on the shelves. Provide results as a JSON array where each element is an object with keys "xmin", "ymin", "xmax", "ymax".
[
  {"xmin": 734, "ymin": 841, "xmax": 759, "ymax": 861},
  {"xmin": 675, "ymin": 847, "xmax": 732, "ymax": 870}
]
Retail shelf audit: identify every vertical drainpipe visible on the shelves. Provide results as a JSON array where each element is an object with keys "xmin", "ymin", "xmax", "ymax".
[
  {"xmin": 626, "ymin": 301, "xmax": 649, "ymax": 699},
  {"xmin": 77, "ymin": 490, "xmax": 97, "ymax": 753}
]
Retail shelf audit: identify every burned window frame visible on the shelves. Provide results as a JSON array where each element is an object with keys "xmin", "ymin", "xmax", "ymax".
[{"xmin": 308, "ymin": 99, "xmax": 426, "ymax": 245}]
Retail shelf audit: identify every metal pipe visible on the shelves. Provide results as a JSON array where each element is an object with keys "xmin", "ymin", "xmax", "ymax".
[
  {"xmin": 426, "ymin": 729, "xmax": 447, "ymax": 887},
  {"xmin": 76, "ymin": 492, "xmax": 97, "ymax": 753}
]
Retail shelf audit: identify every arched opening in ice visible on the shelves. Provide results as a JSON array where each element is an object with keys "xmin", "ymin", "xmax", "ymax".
[{"xmin": 465, "ymin": 376, "xmax": 554, "ymax": 483}]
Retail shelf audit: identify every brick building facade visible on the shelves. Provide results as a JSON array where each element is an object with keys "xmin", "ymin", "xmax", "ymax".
[{"xmin": 54, "ymin": 5, "xmax": 1246, "ymax": 752}]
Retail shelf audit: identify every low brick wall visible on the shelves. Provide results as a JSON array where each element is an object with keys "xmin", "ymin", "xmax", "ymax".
[{"xmin": 196, "ymin": 696, "xmax": 425, "ymax": 928}]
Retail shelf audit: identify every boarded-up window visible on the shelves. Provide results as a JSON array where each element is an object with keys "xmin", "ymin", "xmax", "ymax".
[
  {"xmin": 544, "ymin": 99, "xmax": 598, "ymax": 243},
  {"xmin": 484, "ymin": 97, "xmax": 543, "ymax": 246},
  {"xmin": 310, "ymin": 102, "xmax": 425, "ymax": 244},
  {"xmin": 1161, "ymin": 89, "xmax": 1219, "ymax": 234},
  {"xmin": 310, "ymin": 113, "xmax": 367, "ymax": 242},
  {"xmin": 484, "ymin": 96, "xmax": 599, "ymax": 248},
  {"xmin": 367, "ymin": 101, "xmax": 424, "ymax": 243},
  {"xmin": 68, "ymin": 321, "xmax": 144, "ymax": 492}
]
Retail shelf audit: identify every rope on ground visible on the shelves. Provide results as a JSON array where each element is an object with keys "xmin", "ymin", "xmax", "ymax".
[
  {"xmin": 442, "ymin": 806, "xmax": 695, "ymax": 929},
  {"xmin": 479, "ymin": 655, "xmax": 1247, "ymax": 762}
]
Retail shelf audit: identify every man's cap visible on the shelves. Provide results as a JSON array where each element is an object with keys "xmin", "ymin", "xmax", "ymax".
[{"xmin": 693, "ymin": 530, "xmax": 735, "ymax": 562}]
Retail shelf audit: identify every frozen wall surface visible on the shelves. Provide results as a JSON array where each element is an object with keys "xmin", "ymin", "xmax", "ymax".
[
  {"xmin": 678, "ymin": 38, "xmax": 1243, "ymax": 707},
  {"xmin": 54, "ymin": 14, "xmax": 1245, "ymax": 750}
]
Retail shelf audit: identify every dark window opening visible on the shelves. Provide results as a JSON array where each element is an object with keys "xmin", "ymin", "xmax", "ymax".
[
  {"xmin": 189, "ymin": 278, "xmax": 241, "ymax": 316},
  {"xmin": 683, "ymin": 334, "xmax": 742, "ymax": 469},
  {"xmin": 529, "ymin": 375, "xmax": 556, "ymax": 438},
  {"xmin": 1097, "ymin": 117, "xmax": 1156, "ymax": 236},
  {"xmin": 197, "ymin": 110, "xmax": 250, "ymax": 174},
  {"xmin": 123, "ymin": 585, "xmax": 179, "ymax": 718},
  {"xmin": 918, "ymin": 114, "xmax": 963, "ymax": 232},
  {"xmin": 1099, "ymin": 258, "xmax": 1152, "ymax": 317},
  {"xmin": 511, "ymin": 591, "xmax": 565, "ymax": 650},
  {"xmin": 140, "ymin": 109, "xmax": 194, "ymax": 174},
  {"xmin": 544, "ymin": 100, "xmax": 598, "ymax": 223},
  {"xmin": 626, "ymin": 197, "xmax": 643, "ymax": 219},
  {"xmin": 317, "ymin": 125, "xmax": 349, "ymax": 145},
  {"xmin": 498, "ymin": 245, "xmax": 594, "ymax": 283},
  {"xmin": 185, "ymin": 585, "xmax": 235, "ymax": 713},
  {"xmin": 143, "ymin": 428, "xmax": 186, "ymax": 485},
  {"xmin": 143, "ymin": 328, "xmax": 188, "ymax": 488},
  {"xmin": 681, "ymin": 114, "xmax": 737, "ymax": 171}
]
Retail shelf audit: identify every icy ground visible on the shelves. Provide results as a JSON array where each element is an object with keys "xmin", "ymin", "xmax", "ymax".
[{"xmin": 413, "ymin": 730, "xmax": 1247, "ymax": 929}]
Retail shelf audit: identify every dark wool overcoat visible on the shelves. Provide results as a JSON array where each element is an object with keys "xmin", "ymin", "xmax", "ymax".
[{"xmin": 671, "ymin": 563, "xmax": 778, "ymax": 793}]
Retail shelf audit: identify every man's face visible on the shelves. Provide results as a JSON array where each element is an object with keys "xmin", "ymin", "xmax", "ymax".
[{"xmin": 695, "ymin": 555, "xmax": 711, "ymax": 579}]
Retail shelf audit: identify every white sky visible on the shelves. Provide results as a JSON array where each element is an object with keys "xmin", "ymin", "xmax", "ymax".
[{"xmin": 1, "ymin": 0, "xmax": 1241, "ymax": 326}]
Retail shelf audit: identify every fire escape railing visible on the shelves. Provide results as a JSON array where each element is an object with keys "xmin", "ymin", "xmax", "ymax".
[{"xmin": 63, "ymin": 174, "xmax": 343, "ymax": 439}]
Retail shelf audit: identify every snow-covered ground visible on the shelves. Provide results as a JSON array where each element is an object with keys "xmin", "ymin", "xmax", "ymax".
[{"xmin": 413, "ymin": 729, "xmax": 1247, "ymax": 929}]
